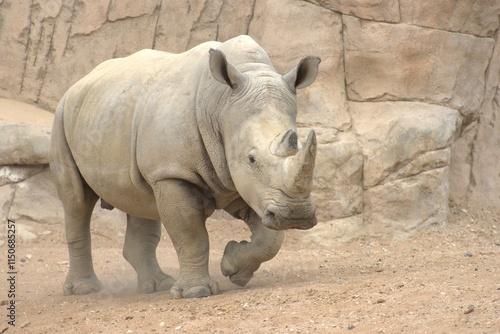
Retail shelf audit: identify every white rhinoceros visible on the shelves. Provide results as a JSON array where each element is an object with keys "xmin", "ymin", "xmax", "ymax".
[{"xmin": 50, "ymin": 35, "xmax": 320, "ymax": 299}]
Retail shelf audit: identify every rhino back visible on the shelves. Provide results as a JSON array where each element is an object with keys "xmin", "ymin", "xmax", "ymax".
[
  {"xmin": 59, "ymin": 35, "xmax": 275, "ymax": 218},
  {"xmin": 60, "ymin": 42, "xmax": 221, "ymax": 219}
]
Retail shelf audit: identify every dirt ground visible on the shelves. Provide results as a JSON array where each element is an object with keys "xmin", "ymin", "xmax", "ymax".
[{"xmin": 1, "ymin": 202, "xmax": 499, "ymax": 334}]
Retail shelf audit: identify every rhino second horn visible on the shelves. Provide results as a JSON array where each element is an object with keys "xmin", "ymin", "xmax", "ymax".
[
  {"xmin": 272, "ymin": 129, "xmax": 298, "ymax": 157},
  {"xmin": 283, "ymin": 130, "xmax": 317, "ymax": 194}
]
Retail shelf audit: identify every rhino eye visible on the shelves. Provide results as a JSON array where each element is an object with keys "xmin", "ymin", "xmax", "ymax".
[{"xmin": 248, "ymin": 155, "xmax": 256, "ymax": 164}]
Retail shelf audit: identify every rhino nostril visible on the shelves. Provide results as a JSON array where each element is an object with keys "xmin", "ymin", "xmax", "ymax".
[
  {"xmin": 264, "ymin": 204, "xmax": 278, "ymax": 218},
  {"xmin": 265, "ymin": 210, "xmax": 275, "ymax": 220},
  {"xmin": 262, "ymin": 204, "xmax": 279, "ymax": 229}
]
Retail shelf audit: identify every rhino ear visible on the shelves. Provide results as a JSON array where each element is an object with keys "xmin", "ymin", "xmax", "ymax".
[
  {"xmin": 209, "ymin": 48, "xmax": 247, "ymax": 90},
  {"xmin": 283, "ymin": 56, "xmax": 321, "ymax": 92}
]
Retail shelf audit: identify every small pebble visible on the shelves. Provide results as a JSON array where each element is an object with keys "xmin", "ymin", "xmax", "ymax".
[
  {"xmin": 464, "ymin": 305, "xmax": 474, "ymax": 314},
  {"xmin": 464, "ymin": 251, "xmax": 473, "ymax": 257},
  {"xmin": 347, "ymin": 323, "xmax": 355, "ymax": 330}
]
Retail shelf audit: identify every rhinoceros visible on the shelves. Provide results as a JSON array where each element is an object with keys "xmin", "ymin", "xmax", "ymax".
[{"xmin": 49, "ymin": 35, "xmax": 320, "ymax": 299}]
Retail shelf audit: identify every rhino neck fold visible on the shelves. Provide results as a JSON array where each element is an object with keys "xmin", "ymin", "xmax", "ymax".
[{"xmin": 195, "ymin": 78, "xmax": 237, "ymax": 202}]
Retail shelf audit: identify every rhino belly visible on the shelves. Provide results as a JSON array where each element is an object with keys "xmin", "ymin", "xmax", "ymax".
[
  {"xmin": 77, "ymin": 161, "xmax": 160, "ymax": 220},
  {"xmin": 67, "ymin": 119, "xmax": 160, "ymax": 221}
]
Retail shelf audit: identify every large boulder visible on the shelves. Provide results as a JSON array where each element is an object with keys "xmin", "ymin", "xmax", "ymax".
[
  {"xmin": 351, "ymin": 101, "xmax": 462, "ymax": 236},
  {"xmin": 303, "ymin": 129, "xmax": 363, "ymax": 221},
  {"xmin": 449, "ymin": 123, "xmax": 477, "ymax": 205},
  {"xmin": 350, "ymin": 101, "xmax": 462, "ymax": 188},
  {"xmin": 468, "ymin": 30, "xmax": 500, "ymax": 207},
  {"xmin": 0, "ymin": 99, "xmax": 54, "ymax": 165},
  {"xmin": 1, "ymin": 166, "xmax": 126, "ymax": 239},
  {"xmin": 343, "ymin": 16, "xmax": 495, "ymax": 124},
  {"xmin": 363, "ymin": 168, "xmax": 450, "ymax": 238},
  {"xmin": 7, "ymin": 167, "xmax": 64, "ymax": 225}
]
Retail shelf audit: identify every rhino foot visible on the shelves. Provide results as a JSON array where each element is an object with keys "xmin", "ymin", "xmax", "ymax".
[
  {"xmin": 170, "ymin": 277, "xmax": 220, "ymax": 299},
  {"xmin": 63, "ymin": 276, "xmax": 102, "ymax": 296},
  {"xmin": 138, "ymin": 272, "xmax": 175, "ymax": 294},
  {"xmin": 221, "ymin": 240, "xmax": 259, "ymax": 287},
  {"xmin": 221, "ymin": 256, "xmax": 254, "ymax": 287}
]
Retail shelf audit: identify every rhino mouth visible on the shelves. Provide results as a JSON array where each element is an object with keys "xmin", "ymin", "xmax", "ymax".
[{"xmin": 262, "ymin": 203, "xmax": 317, "ymax": 230}]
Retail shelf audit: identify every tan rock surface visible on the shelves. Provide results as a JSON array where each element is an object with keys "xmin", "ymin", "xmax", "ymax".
[
  {"xmin": 469, "ymin": 29, "xmax": 500, "ymax": 207},
  {"xmin": 344, "ymin": 16, "xmax": 495, "ymax": 122},
  {"xmin": 350, "ymin": 101, "xmax": 461, "ymax": 188},
  {"xmin": 154, "ymin": 0, "xmax": 255, "ymax": 53},
  {"xmin": 304, "ymin": 0, "xmax": 400, "ymax": 22},
  {"xmin": 400, "ymin": 0, "xmax": 500, "ymax": 37},
  {"xmin": 250, "ymin": 0, "xmax": 350, "ymax": 129},
  {"xmin": 364, "ymin": 167, "xmax": 449, "ymax": 237},
  {"xmin": 308, "ymin": 130, "xmax": 363, "ymax": 220},
  {"xmin": 0, "ymin": 99, "xmax": 53, "ymax": 165}
]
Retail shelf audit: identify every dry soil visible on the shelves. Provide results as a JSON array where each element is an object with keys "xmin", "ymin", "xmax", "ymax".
[{"xmin": 1, "ymin": 203, "xmax": 499, "ymax": 334}]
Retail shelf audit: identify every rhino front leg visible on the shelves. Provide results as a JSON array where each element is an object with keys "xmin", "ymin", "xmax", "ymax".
[
  {"xmin": 153, "ymin": 180, "xmax": 219, "ymax": 299},
  {"xmin": 123, "ymin": 215, "xmax": 176, "ymax": 293},
  {"xmin": 221, "ymin": 199, "xmax": 285, "ymax": 286}
]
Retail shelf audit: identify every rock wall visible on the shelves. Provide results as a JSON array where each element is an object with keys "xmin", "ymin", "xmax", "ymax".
[{"xmin": 1, "ymin": 0, "xmax": 499, "ymax": 244}]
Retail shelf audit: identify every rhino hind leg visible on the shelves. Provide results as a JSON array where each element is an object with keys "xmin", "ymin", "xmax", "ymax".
[
  {"xmin": 221, "ymin": 201, "xmax": 285, "ymax": 286},
  {"xmin": 123, "ymin": 215, "xmax": 175, "ymax": 293},
  {"xmin": 50, "ymin": 107, "xmax": 102, "ymax": 296},
  {"xmin": 60, "ymin": 183, "xmax": 102, "ymax": 296}
]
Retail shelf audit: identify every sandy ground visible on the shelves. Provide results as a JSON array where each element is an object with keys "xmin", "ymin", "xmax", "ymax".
[{"xmin": 1, "ymin": 203, "xmax": 499, "ymax": 334}]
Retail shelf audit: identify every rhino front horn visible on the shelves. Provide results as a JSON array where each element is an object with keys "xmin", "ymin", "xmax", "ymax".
[{"xmin": 283, "ymin": 130, "xmax": 317, "ymax": 195}]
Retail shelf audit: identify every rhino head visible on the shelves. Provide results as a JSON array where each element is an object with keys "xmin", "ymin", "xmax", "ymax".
[{"xmin": 209, "ymin": 48, "xmax": 320, "ymax": 231}]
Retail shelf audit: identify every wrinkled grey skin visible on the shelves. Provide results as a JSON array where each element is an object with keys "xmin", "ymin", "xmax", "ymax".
[{"xmin": 49, "ymin": 35, "xmax": 320, "ymax": 299}]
